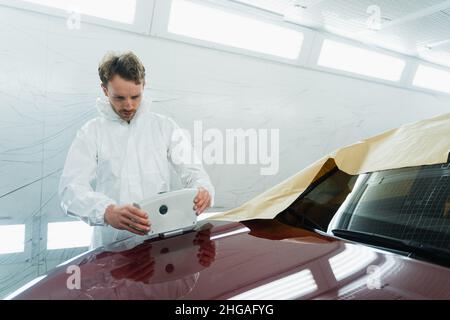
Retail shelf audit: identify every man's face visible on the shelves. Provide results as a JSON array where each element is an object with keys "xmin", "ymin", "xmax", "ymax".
[{"xmin": 102, "ymin": 75, "xmax": 144, "ymax": 122}]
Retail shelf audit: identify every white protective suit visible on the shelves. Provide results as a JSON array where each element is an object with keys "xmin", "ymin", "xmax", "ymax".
[{"xmin": 59, "ymin": 97, "xmax": 215, "ymax": 249}]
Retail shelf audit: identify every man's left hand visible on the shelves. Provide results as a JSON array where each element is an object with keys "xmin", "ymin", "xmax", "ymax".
[{"xmin": 194, "ymin": 187, "xmax": 211, "ymax": 215}]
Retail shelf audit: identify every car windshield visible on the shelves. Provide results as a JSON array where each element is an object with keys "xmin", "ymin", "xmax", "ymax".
[{"xmin": 276, "ymin": 162, "xmax": 450, "ymax": 264}]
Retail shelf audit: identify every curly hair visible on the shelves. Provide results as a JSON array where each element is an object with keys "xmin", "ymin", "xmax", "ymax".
[{"xmin": 98, "ymin": 51, "xmax": 146, "ymax": 85}]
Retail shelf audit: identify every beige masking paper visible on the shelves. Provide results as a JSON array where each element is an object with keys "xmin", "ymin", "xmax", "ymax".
[{"xmin": 209, "ymin": 113, "xmax": 450, "ymax": 222}]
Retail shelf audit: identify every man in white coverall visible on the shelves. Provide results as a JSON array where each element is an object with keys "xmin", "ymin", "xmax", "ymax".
[{"xmin": 59, "ymin": 51, "xmax": 214, "ymax": 249}]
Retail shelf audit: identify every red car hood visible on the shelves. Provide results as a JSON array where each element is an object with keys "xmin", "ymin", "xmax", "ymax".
[{"xmin": 7, "ymin": 220, "xmax": 450, "ymax": 300}]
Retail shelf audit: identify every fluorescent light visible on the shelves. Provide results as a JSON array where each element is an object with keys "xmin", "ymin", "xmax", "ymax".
[
  {"xmin": 229, "ymin": 269, "xmax": 318, "ymax": 299},
  {"xmin": 47, "ymin": 221, "xmax": 93, "ymax": 249},
  {"xmin": 0, "ymin": 224, "xmax": 25, "ymax": 254},
  {"xmin": 329, "ymin": 244, "xmax": 377, "ymax": 281},
  {"xmin": 210, "ymin": 227, "xmax": 250, "ymax": 240},
  {"xmin": 318, "ymin": 39, "xmax": 406, "ymax": 81},
  {"xmin": 233, "ymin": 0, "xmax": 289, "ymax": 14},
  {"xmin": 413, "ymin": 64, "xmax": 450, "ymax": 94},
  {"xmin": 22, "ymin": 0, "xmax": 137, "ymax": 24},
  {"xmin": 168, "ymin": 0, "xmax": 303, "ymax": 60}
]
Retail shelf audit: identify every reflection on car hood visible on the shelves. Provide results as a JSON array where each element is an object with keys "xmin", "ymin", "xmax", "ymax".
[{"xmin": 7, "ymin": 220, "xmax": 450, "ymax": 300}]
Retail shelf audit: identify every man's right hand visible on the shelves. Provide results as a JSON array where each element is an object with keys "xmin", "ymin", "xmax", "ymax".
[{"xmin": 104, "ymin": 204, "xmax": 151, "ymax": 236}]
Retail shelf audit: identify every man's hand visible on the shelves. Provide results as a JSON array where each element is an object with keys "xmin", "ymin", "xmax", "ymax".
[
  {"xmin": 104, "ymin": 204, "xmax": 151, "ymax": 235},
  {"xmin": 193, "ymin": 227, "xmax": 216, "ymax": 267},
  {"xmin": 193, "ymin": 187, "xmax": 211, "ymax": 215}
]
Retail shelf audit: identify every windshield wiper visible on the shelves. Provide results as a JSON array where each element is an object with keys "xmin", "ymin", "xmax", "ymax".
[{"xmin": 331, "ymin": 229, "xmax": 450, "ymax": 268}]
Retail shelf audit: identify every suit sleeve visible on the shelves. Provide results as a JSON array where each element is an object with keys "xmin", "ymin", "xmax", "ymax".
[{"xmin": 58, "ymin": 122, "xmax": 117, "ymax": 226}]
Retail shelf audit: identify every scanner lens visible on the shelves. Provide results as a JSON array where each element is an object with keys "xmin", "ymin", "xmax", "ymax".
[{"xmin": 159, "ymin": 205, "xmax": 168, "ymax": 215}]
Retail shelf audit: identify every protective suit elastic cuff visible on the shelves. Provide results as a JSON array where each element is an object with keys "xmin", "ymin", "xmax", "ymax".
[{"xmin": 94, "ymin": 200, "xmax": 116, "ymax": 226}]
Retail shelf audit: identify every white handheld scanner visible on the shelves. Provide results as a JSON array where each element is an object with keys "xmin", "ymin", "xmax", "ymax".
[{"xmin": 134, "ymin": 188, "xmax": 198, "ymax": 238}]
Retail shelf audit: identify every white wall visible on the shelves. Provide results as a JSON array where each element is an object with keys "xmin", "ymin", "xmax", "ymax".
[{"xmin": 0, "ymin": 5, "xmax": 449, "ymax": 297}]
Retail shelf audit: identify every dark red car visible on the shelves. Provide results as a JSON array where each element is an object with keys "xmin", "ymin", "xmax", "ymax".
[{"xmin": 7, "ymin": 162, "xmax": 450, "ymax": 300}]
